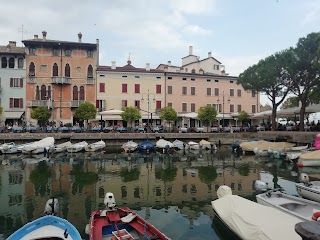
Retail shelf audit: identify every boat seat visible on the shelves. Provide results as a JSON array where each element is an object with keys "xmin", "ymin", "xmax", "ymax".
[
  {"xmin": 121, "ymin": 213, "xmax": 136, "ymax": 223},
  {"xmin": 129, "ymin": 221, "xmax": 153, "ymax": 236},
  {"xmin": 112, "ymin": 229, "xmax": 134, "ymax": 239},
  {"xmin": 100, "ymin": 210, "xmax": 107, "ymax": 217},
  {"xmin": 107, "ymin": 212, "xmax": 121, "ymax": 222}
]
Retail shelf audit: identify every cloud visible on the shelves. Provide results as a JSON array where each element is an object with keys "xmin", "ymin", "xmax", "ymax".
[
  {"xmin": 183, "ymin": 25, "xmax": 212, "ymax": 35},
  {"xmin": 169, "ymin": 0, "xmax": 217, "ymax": 15},
  {"xmin": 301, "ymin": 0, "xmax": 320, "ymax": 25}
]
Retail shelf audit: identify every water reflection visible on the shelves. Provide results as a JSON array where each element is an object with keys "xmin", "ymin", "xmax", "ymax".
[{"xmin": 0, "ymin": 148, "xmax": 306, "ymax": 239}]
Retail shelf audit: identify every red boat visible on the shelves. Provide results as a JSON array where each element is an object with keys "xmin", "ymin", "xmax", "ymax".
[{"xmin": 85, "ymin": 192, "xmax": 170, "ymax": 240}]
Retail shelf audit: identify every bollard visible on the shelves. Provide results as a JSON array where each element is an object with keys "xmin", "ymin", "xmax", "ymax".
[{"xmin": 295, "ymin": 221, "xmax": 320, "ymax": 240}]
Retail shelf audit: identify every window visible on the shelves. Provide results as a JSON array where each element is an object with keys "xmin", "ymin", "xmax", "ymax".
[
  {"xmin": 215, "ymin": 80, "xmax": 219, "ymax": 82},
  {"xmin": 214, "ymin": 65, "xmax": 220, "ymax": 70},
  {"xmin": 79, "ymin": 86, "xmax": 85, "ymax": 100},
  {"xmin": 156, "ymin": 101, "xmax": 161, "ymax": 109},
  {"xmin": 99, "ymin": 83, "xmax": 105, "ymax": 92},
  {"xmin": 168, "ymin": 86, "xmax": 172, "ymax": 94},
  {"xmin": 29, "ymin": 62, "xmax": 35, "ymax": 76},
  {"xmin": 168, "ymin": 77, "xmax": 172, "ymax": 80},
  {"xmin": 122, "ymin": 84, "xmax": 127, "ymax": 93},
  {"xmin": 65, "ymin": 49, "xmax": 71, "ymax": 56},
  {"xmin": 35, "ymin": 86, "xmax": 40, "ymax": 100},
  {"xmin": 40, "ymin": 65, "xmax": 47, "ymax": 72},
  {"xmin": 156, "ymin": 76, "xmax": 161, "ymax": 79},
  {"xmin": 87, "ymin": 50, "xmax": 93, "ymax": 58},
  {"xmin": 122, "ymin": 76, "xmax": 127, "ymax": 78},
  {"xmin": 87, "ymin": 65, "xmax": 93, "ymax": 78},
  {"xmin": 52, "ymin": 49, "xmax": 59, "ymax": 56},
  {"xmin": 214, "ymin": 88, "xmax": 219, "ymax": 96},
  {"xmin": 135, "ymin": 84, "xmax": 140, "ymax": 93},
  {"xmin": 230, "ymin": 80, "xmax": 234, "ymax": 83},
  {"xmin": 40, "ymin": 85, "xmax": 46, "ymax": 100},
  {"xmin": 10, "ymin": 98, "xmax": 23, "ymax": 108},
  {"xmin": 207, "ymin": 79, "xmax": 211, "ymax": 82},
  {"xmin": 191, "ymin": 103, "xmax": 196, "ymax": 112},
  {"xmin": 182, "ymin": 87, "xmax": 187, "ymax": 95},
  {"xmin": 156, "ymin": 85, "xmax": 161, "ymax": 93},
  {"xmin": 10, "ymin": 78, "xmax": 23, "ymax": 88},
  {"xmin": 191, "ymin": 78, "xmax": 195, "ymax": 81},
  {"xmin": 182, "ymin": 103, "xmax": 187, "ymax": 112},
  {"xmin": 207, "ymin": 88, "xmax": 211, "ymax": 96},
  {"xmin": 29, "ymin": 48, "xmax": 35, "ymax": 55},
  {"xmin": 237, "ymin": 89, "xmax": 241, "ymax": 97},
  {"xmin": 237, "ymin": 104, "xmax": 242, "ymax": 112},
  {"xmin": 122, "ymin": 100, "xmax": 128, "ymax": 108},
  {"xmin": 252, "ymin": 90, "xmax": 256, "ymax": 97},
  {"xmin": 9, "ymin": 57, "xmax": 14, "ymax": 68},
  {"xmin": 191, "ymin": 87, "xmax": 195, "ymax": 95},
  {"xmin": 47, "ymin": 86, "xmax": 51, "ymax": 99},
  {"xmin": 52, "ymin": 63, "xmax": 58, "ymax": 77},
  {"xmin": 73, "ymin": 86, "xmax": 78, "ymax": 100},
  {"xmin": 167, "ymin": 102, "xmax": 172, "ymax": 107},
  {"xmin": 230, "ymin": 104, "xmax": 234, "ymax": 113},
  {"xmin": 1, "ymin": 57, "xmax": 7, "ymax": 68},
  {"xmin": 191, "ymin": 69, "xmax": 195, "ymax": 73},
  {"xmin": 65, "ymin": 63, "xmax": 70, "ymax": 77},
  {"xmin": 230, "ymin": 89, "xmax": 234, "ymax": 97},
  {"xmin": 18, "ymin": 58, "xmax": 23, "ymax": 69},
  {"xmin": 135, "ymin": 76, "xmax": 140, "ymax": 78},
  {"xmin": 134, "ymin": 100, "xmax": 140, "ymax": 109},
  {"xmin": 96, "ymin": 100, "xmax": 105, "ymax": 110},
  {"xmin": 214, "ymin": 104, "xmax": 222, "ymax": 112},
  {"xmin": 182, "ymin": 77, "xmax": 187, "ymax": 80},
  {"xmin": 252, "ymin": 105, "xmax": 256, "ymax": 113}
]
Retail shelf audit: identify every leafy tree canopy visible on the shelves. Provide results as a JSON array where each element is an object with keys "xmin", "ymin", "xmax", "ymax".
[
  {"xmin": 197, "ymin": 105, "xmax": 217, "ymax": 127},
  {"xmin": 236, "ymin": 111, "xmax": 250, "ymax": 123},
  {"xmin": 281, "ymin": 96, "xmax": 299, "ymax": 109},
  {"xmin": 198, "ymin": 166, "xmax": 217, "ymax": 184},
  {"xmin": 121, "ymin": 106, "xmax": 141, "ymax": 126},
  {"xmin": 74, "ymin": 102, "xmax": 96, "ymax": 121},
  {"xmin": 160, "ymin": 106, "xmax": 177, "ymax": 123},
  {"xmin": 31, "ymin": 107, "xmax": 51, "ymax": 124}
]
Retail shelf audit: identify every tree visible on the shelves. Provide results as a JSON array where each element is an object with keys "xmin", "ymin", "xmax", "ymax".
[
  {"xmin": 31, "ymin": 107, "xmax": 51, "ymax": 126},
  {"xmin": 281, "ymin": 96, "xmax": 299, "ymax": 109},
  {"xmin": 236, "ymin": 111, "xmax": 250, "ymax": 127},
  {"xmin": 0, "ymin": 106, "xmax": 4, "ymax": 128},
  {"xmin": 160, "ymin": 106, "xmax": 177, "ymax": 131},
  {"xmin": 121, "ymin": 106, "xmax": 141, "ymax": 130},
  {"xmin": 197, "ymin": 105, "xmax": 217, "ymax": 132},
  {"xmin": 238, "ymin": 49, "xmax": 293, "ymax": 130},
  {"xmin": 74, "ymin": 102, "xmax": 96, "ymax": 127}
]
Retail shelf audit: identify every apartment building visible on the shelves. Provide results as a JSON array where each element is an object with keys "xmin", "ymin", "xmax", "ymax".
[
  {"xmin": 0, "ymin": 41, "xmax": 26, "ymax": 126},
  {"xmin": 22, "ymin": 31, "xmax": 98, "ymax": 125}
]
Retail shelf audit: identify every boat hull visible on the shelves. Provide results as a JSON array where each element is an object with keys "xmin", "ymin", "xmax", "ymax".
[
  {"xmin": 296, "ymin": 182, "xmax": 320, "ymax": 203},
  {"xmin": 298, "ymin": 159, "xmax": 320, "ymax": 167}
]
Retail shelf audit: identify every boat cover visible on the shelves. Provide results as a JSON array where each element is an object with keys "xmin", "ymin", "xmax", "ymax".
[
  {"xmin": 211, "ymin": 195, "xmax": 301, "ymax": 240},
  {"xmin": 300, "ymin": 150, "xmax": 320, "ymax": 160},
  {"xmin": 156, "ymin": 139, "xmax": 173, "ymax": 148},
  {"xmin": 217, "ymin": 185, "xmax": 232, "ymax": 198},
  {"xmin": 199, "ymin": 140, "xmax": 210, "ymax": 145},
  {"xmin": 240, "ymin": 141, "xmax": 295, "ymax": 151}
]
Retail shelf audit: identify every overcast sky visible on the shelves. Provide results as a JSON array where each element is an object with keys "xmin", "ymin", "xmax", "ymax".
[{"xmin": 1, "ymin": 0, "xmax": 320, "ymax": 105}]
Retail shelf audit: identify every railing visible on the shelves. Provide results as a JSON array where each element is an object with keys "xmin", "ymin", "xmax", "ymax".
[
  {"xmin": 51, "ymin": 77, "xmax": 72, "ymax": 84},
  {"xmin": 30, "ymin": 100, "xmax": 52, "ymax": 107},
  {"xmin": 87, "ymin": 78, "xmax": 94, "ymax": 84},
  {"xmin": 71, "ymin": 100, "xmax": 85, "ymax": 107},
  {"xmin": 27, "ymin": 76, "xmax": 36, "ymax": 83}
]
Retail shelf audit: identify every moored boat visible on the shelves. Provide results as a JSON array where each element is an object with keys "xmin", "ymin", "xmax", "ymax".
[
  {"xmin": 172, "ymin": 139, "xmax": 188, "ymax": 150},
  {"xmin": 156, "ymin": 139, "xmax": 174, "ymax": 150},
  {"xmin": 253, "ymin": 147, "xmax": 269, "ymax": 157},
  {"xmin": 122, "ymin": 140, "xmax": 138, "ymax": 152},
  {"xmin": 199, "ymin": 139, "xmax": 216, "ymax": 150},
  {"xmin": 138, "ymin": 141, "xmax": 154, "ymax": 152},
  {"xmin": 54, "ymin": 141, "xmax": 72, "ymax": 153},
  {"xmin": 296, "ymin": 173, "xmax": 320, "ymax": 203},
  {"xmin": 298, "ymin": 150, "xmax": 320, "ymax": 167},
  {"xmin": 0, "ymin": 142, "xmax": 18, "ymax": 154},
  {"xmin": 22, "ymin": 137, "xmax": 55, "ymax": 154},
  {"xmin": 85, "ymin": 192, "xmax": 170, "ymax": 240},
  {"xmin": 188, "ymin": 141, "xmax": 200, "ymax": 150},
  {"xmin": 67, "ymin": 141, "xmax": 88, "ymax": 153},
  {"xmin": 85, "ymin": 140, "xmax": 106, "ymax": 152}
]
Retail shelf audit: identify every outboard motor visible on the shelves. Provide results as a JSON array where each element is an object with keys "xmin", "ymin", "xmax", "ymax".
[
  {"xmin": 104, "ymin": 192, "xmax": 116, "ymax": 211},
  {"xmin": 300, "ymin": 173, "xmax": 310, "ymax": 185},
  {"xmin": 44, "ymin": 197, "xmax": 59, "ymax": 216},
  {"xmin": 254, "ymin": 180, "xmax": 269, "ymax": 192}
]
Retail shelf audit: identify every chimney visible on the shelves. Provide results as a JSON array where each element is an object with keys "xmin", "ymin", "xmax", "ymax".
[
  {"xmin": 189, "ymin": 46, "xmax": 193, "ymax": 55},
  {"xmin": 78, "ymin": 32, "xmax": 82, "ymax": 43},
  {"xmin": 111, "ymin": 61, "xmax": 116, "ymax": 69},
  {"xmin": 34, "ymin": 35, "xmax": 38, "ymax": 39},
  {"xmin": 208, "ymin": 52, "xmax": 212, "ymax": 58},
  {"xmin": 146, "ymin": 63, "xmax": 150, "ymax": 71},
  {"xmin": 42, "ymin": 30, "xmax": 47, "ymax": 40},
  {"xmin": 9, "ymin": 41, "xmax": 16, "ymax": 47},
  {"xmin": 167, "ymin": 61, "xmax": 171, "ymax": 66}
]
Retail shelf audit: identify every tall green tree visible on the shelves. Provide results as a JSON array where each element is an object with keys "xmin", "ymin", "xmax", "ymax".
[
  {"xmin": 238, "ymin": 49, "xmax": 293, "ymax": 130},
  {"xmin": 197, "ymin": 105, "xmax": 217, "ymax": 132},
  {"xmin": 281, "ymin": 96, "xmax": 299, "ymax": 109},
  {"xmin": 31, "ymin": 107, "xmax": 51, "ymax": 126},
  {"xmin": 160, "ymin": 106, "xmax": 177, "ymax": 131},
  {"xmin": 236, "ymin": 110, "xmax": 250, "ymax": 127},
  {"xmin": 121, "ymin": 106, "xmax": 141, "ymax": 130},
  {"xmin": 74, "ymin": 102, "xmax": 96, "ymax": 127}
]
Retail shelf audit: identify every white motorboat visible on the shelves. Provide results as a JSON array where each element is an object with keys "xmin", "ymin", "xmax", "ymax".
[
  {"xmin": 291, "ymin": 145, "xmax": 309, "ymax": 151},
  {"xmin": 0, "ymin": 142, "xmax": 17, "ymax": 154},
  {"xmin": 16, "ymin": 142, "xmax": 34, "ymax": 152},
  {"xmin": 85, "ymin": 140, "xmax": 106, "ymax": 152},
  {"xmin": 172, "ymin": 139, "xmax": 189, "ymax": 150},
  {"xmin": 67, "ymin": 141, "xmax": 88, "ymax": 153},
  {"xmin": 22, "ymin": 137, "xmax": 55, "ymax": 154},
  {"xmin": 253, "ymin": 147, "xmax": 270, "ymax": 157},
  {"xmin": 211, "ymin": 186, "xmax": 301, "ymax": 240},
  {"xmin": 156, "ymin": 139, "xmax": 174, "ymax": 149},
  {"xmin": 121, "ymin": 140, "xmax": 138, "ymax": 152},
  {"xmin": 255, "ymin": 181, "xmax": 320, "ymax": 222},
  {"xmin": 53, "ymin": 141, "xmax": 72, "ymax": 153},
  {"xmin": 298, "ymin": 150, "xmax": 320, "ymax": 167},
  {"xmin": 188, "ymin": 141, "xmax": 200, "ymax": 150},
  {"xmin": 199, "ymin": 139, "xmax": 216, "ymax": 150},
  {"xmin": 296, "ymin": 173, "xmax": 320, "ymax": 203}
]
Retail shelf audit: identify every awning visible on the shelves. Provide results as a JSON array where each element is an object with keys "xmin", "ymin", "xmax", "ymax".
[
  {"xmin": 5, "ymin": 111, "xmax": 24, "ymax": 119},
  {"xmin": 95, "ymin": 115, "xmax": 122, "ymax": 120}
]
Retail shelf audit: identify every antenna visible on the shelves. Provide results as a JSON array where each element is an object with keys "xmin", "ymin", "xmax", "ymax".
[
  {"xmin": 18, "ymin": 25, "xmax": 28, "ymax": 45},
  {"xmin": 128, "ymin": 52, "xmax": 131, "ymax": 60}
]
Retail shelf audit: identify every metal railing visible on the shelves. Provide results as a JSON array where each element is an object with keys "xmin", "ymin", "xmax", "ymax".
[
  {"xmin": 71, "ymin": 100, "xmax": 85, "ymax": 107},
  {"xmin": 87, "ymin": 78, "xmax": 94, "ymax": 84},
  {"xmin": 27, "ymin": 76, "xmax": 36, "ymax": 83},
  {"xmin": 51, "ymin": 77, "xmax": 72, "ymax": 84},
  {"xmin": 30, "ymin": 100, "xmax": 52, "ymax": 107}
]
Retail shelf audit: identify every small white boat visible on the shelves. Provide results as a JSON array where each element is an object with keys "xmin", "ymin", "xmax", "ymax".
[
  {"xmin": 67, "ymin": 141, "xmax": 88, "ymax": 153},
  {"xmin": 0, "ymin": 142, "xmax": 17, "ymax": 154},
  {"xmin": 286, "ymin": 151, "xmax": 305, "ymax": 161},
  {"xmin": 296, "ymin": 173, "xmax": 320, "ymax": 203},
  {"xmin": 85, "ymin": 140, "xmax": 106, "ymax": 152},
  {"xmin": 122, "ymin": 140, "xmax": 138, "ymax": 152},
  {"xmin": 16, "ymin": 142, "xmax": 34, "ymax": 152},
  {"xmin": 254, "ymin": 147, "xmax": 270, "ymax": 157},
  {"xmin": 22, "ymin": 137, "xmax": 55, "ymax": 154},
  {"xmin": 199, "ymin": 139, "xmax": 216, "ymax": 150},
  {"xmin": 188, "ymin": 141, "xmax": 200, "ymax": 150},
  {"xmin": 291, "ymin": 145, "xmax": 309, "ymax": 151},
  {"xmin": 298, "ymin": 150, "xmax": 320, "ymax": 167},
  {"xmin": 211, "ymin": 186, "xmax": 301, "ymax": 240},
  {"xmin": 156, "ymin": 139, "xmax": 174, "ymax": 149},
  {"xmin": 172, "ymin": 139, "xmax": 189, "ymax": 150},
  {"xmin": 54, "ymin": 141, "xmax": 72, "ymax": 153},
  {"xmin": 255, "ymin": 181, "xmax": 320, "ymax": 222}
]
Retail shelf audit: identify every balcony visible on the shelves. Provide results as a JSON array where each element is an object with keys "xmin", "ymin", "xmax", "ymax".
[
  {"xmin": 30, "ymin": 100, "xmax": 53, "ymax": 108},
  {"xmin": 51, "ymin": 77, "xmax": 72, "ymax": 84},
  {"xmin": 87, "ymin": 78, "xmax": 94, "ymax": 84},
  {"xmin": 27, "ymin": 76, "xmax": 36, "ymax": 83},
  {"xmin": 71, "ymin": 100, "xmax": 85, "ymax": 108}
]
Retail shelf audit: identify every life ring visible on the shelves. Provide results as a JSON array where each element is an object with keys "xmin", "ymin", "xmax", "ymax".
[{"xmin": 312, "ymin": 212, "xmax": 320, "ymax": 221}]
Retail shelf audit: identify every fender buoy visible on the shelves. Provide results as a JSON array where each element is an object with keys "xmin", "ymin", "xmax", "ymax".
[
  {"xmin": 297, "ymin": 162, "xmax": 303, "ymax": 168},
  {"xmin": 312, "ymin": 212, "xmax": 320, "ymax": 221}
]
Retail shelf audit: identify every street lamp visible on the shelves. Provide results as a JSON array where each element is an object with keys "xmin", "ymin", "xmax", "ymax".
[
  {"xmin": 141, "ymin": 90, "xmax": 155, "ymax": 129},
  {"xmin": 217, "ymin": 91, "xmax": 230, "ymax": 128}
]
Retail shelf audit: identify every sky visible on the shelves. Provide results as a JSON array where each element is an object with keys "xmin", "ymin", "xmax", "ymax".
[{"xmin": 1, "ymin": 0, "xmax": 320, "ymax": 106}]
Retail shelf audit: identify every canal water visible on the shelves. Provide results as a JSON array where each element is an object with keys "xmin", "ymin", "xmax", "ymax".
[{"xmin": 0, "ymin": 147, "xmax": 310, "ymax": 239}]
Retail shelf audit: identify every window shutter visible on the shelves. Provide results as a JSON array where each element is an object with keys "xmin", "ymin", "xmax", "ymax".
[
  {"xmin": 20, "ymin": 78, "xmax": 23, "ymax": 87},
  {"xmin": 10, "ymin": 98, "xmax": 13, "ymax": 108},
  {"xmin": 99, "ymin": 83, "xmax": 105, "ymax": 92},
  {"xmin": 19, "ymin": 98, "xmax": 23, "ymax": 108},
  {"xmin": 10, "ymin": 78, "xmax": 13, "ymax": 87},
  {"xmin": 96, "ymin": 100, "xmax": 99, "ymax": 108}
]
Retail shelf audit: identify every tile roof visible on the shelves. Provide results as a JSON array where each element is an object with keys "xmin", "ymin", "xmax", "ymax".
[
  {"xmin": 22, "ymin": 39, "xmax": 97, "ymax": 48},
  {"xmin": 0, "ymin": 45, "xmax": 25, "ymax": 54},
  {"xmin": 97, "ymin": 63, "xmax": 164, "ymax": 73}
]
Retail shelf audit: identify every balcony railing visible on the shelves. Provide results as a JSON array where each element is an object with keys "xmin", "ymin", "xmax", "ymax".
[
  {"xmin": 31, "ymin": 100, "xmax": 53, "ymax": 108},
  {"xmin": 51, "ymin": 77, "xmax": 72, "ymax": 84},
  {"xmin": 71, "ymin": 100, "xmax": 85, "ymax": 108},
  {"xmin": 86, "ymin": 78, "xmax": 94, "ymax": 84},
  {"xmin": 27, "ymin": 76, "xmax": 36, "ymax": 83}
]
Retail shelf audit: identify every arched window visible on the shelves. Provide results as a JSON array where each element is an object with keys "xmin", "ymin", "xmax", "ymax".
[
  {"xmin": 53, "ymin": 63, "xmax": 58, "ymax": 77},
  {"xmin": 29, "ymin": 62, "xmax": 35, "ymax": 76},
  {"xmin": 35, "ymin": 86, "xmax": 40, "ymax": 100},
  {"xmin": 18, "ymin": 58, "xmax": 24, "ymax": 69},
  {"xmin": 40, "ymin": 85, "xmax": 47, "ymax": 100},
  {"xmin": 191, "ymin": 69, "xmax": 195, "ymax": 73},
  {"xmin": 65, "ymin": 63, "xmax": 70, "ymax": 77},
  {"xmin": 1, "ymin": 57, "xmax": 7, "ymax": 68},
  {"xmin": 79, "ymin": 86, "xmax": 85, "ymax": 100},
  {"xmin": 47, "ymin": 86, "xmax": 51, "ymax": 99},
  {"xmin": 98, "ymin": 187, "xmax": 104, "ymax": 198},
  {"xmin": 73, "ymin": 86, "xmax": 78, "ymax": 100},
  {"xmin": 87, "ymin": 65, "xmax": 93, "ymax": 78},
  {"xmin": 8, "ymin": 57, "xmax": 15, "ymax": 68}
]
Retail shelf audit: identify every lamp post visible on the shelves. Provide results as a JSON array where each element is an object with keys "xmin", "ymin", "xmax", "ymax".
[
  {"xmin": 217, "ymin": 91, "xmax": 230, "ymax": 129},
  {"xmin": 141, "ymin": 90, "xmax": 155, "ymax": 129}
]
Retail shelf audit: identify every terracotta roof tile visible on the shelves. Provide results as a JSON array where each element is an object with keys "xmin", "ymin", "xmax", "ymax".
[{"xmin": 0, "ymin": 45, "xmax": 25, "ymax": 54}]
